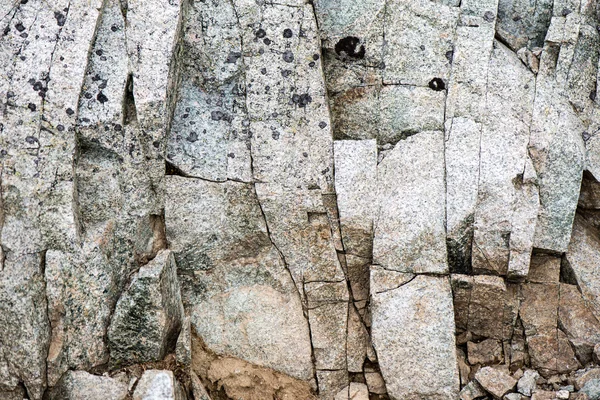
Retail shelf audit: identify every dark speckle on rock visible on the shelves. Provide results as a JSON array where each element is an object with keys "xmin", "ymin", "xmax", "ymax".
[
  {"xmin": 309, "ymin": 62, "xmax": 315, "ymax": 67},
  {"xmin": 303, "ymin": 152, "xmax": 308, "ymax": 157},
  {"xmin": 187, "ymin": 131, "xmax": 198, "ymax": 142},
  {"xmin": 420, "ymin": 45, "xmax": 425, "ymax": 51},
  {"xmin": 114, "ymin": 124, "xmax": 122, "ymax": 131},
  {"xmin": 97, "ymin": 91, "xmax": 108, "ymax": 103},
  {"xmin": 255, "ymin": 28, "xmax": 266, "ymax": 38},
  {"xmin": 33, "ymin": 81, "xmax": 43, "ymax": 91},
  {"xmin": 96, "ymin": 49, "xmax": 103, "ymax": 56},
  {"xmin": 318, "ymin": 121, "xmax": 327, "ymax": 129},
  {"xmin": 57, "ymin": 124, "xmax": 65, "ymax": 132},
  {"xmin": 25, "ymin": 136, "xmax": 38, "ymax": 144},
  {"xmin": 27, "ymin": 103, "xmax": 36, "ymax": 112},
  {"xmin": 561, "ymin": 8, "xmax": 571, "ymax": 16},
  {"xmin": 428, "ymin": 78, "xmax": 446, "ymax": 91},
  {"xmin": 225, "ymin": 51, "xmax": 242, "ymax": 64},
  {"xmin": 445, "ymin": 50, "xmax": 454, "ymax": 63},
  {"xmin": 66, "ymin": 108, "xmax": 74, "ymax": 116},
  {"xmin": 20, "ymin": 32, "xmax": 27, "ymax": 38},
  {"xmin": 228, "ymin": 153, "xmax": 235, "ymax": 158},
  {"xmin": 282, "ymin": 50, "xmax": 294, "ymax": 63},
  {"xmin": 54, "ymin": 11, "xmax": 66, "ymax": 27},
  {"xmin": 283, "ymin": 28, "xmax": 293, "ymax": 38},
  {"xmin": 263, "ymin": 38, "xmax": 271, "ymax": 45},
  {"xmin": 312, "ymin": 54, "xmax": 319, "ymax": 60},
  {"xmin": 111, "ymin": 25, "xmax": 118, "ymax": 32},
  {"xmin": 281, "ymin": 69, "xmax": 292, "ymax": 78},
  {"xmin": 15, "ymin": 22, "xmax": 25, "ymax": 32},
  {"xmin": 590, "ymin": 90, "xmax": 596, "ymax": 101},
  {"xmin": 261, "ymin": 68, "xmax": 267, "ymax": 75},
  {"xmin": 483, "ymin": 11, "xmax": 495, "ymax": 22},
  {"xmin": 272, "ymin": 132, "xmax": 280, "ymax": 140},
  {"xmin": 292, "ymin": 93, "xmax": 312, "ymax": 108},
  {"xmin": 211, "ymin": 110, "xmax": 224, "ymax": 121},
  {"xmin": 513, "ymin": 15, "xmax": 521, "ymax": 21}
]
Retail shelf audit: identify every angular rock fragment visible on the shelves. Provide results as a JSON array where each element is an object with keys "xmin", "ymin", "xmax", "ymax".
[
  {"xmin": 374, "ymin": 130, "xmax": 447, "ymax": 273},
  {"xmin": 371, "ymin": 275, "xmax": 459, "ymax": 399},
  {"xmin": 108, "ymin": 250, "xmax": 184, "ymax": 366},
  {"xmin": 517, "ymin": 369, "xmax": 540, "ymax": 396},
  {"xmin": 132, "ymin": 370, "xmax": 184, "ymax": 400},
  {"xmin": 459, "ymin": 380, "xmax": 487, "ymax": 400},
  {"xmin": 468, "ymin": 339, "xmax": 504, "ymax": 366},
  {"xmin": 334, "ymin": 139, "xmax": 377, "ymax": 257},
  {"xmin": 176, "ymin": 316, "xmax": 191, "ymax": 366},
  {"xmin": 165, "ymin": 176, "xmax": 313, "ymax": 382},
  {"xmin": 472, "ymin": 41, "xmax": 538, "ymax": 276},
  {"xmin": 475, "ymin": 366, "xmax": 517, "ymax": 399},
  {"xmin": 334, "ymin": 383, "xmax": 369, "ymax": 400},
  {"xmin": 47, "ymin": 371, "xmax": 128, "ymax": 400}
]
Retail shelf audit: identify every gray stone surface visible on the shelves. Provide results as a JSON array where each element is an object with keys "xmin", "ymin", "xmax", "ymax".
[
  {"xmin": 108, "ymin": 250, "xmax": 184, "ymax": 366},
  {"xmin": 132, "ymin": 370, "xmax": 184, "ymax": 400},
  {"xmin": 47, "ymin": 370, "xmax": 128, "ymax": 400},
  {"xmin": 371, "ymin": 275, "xmax": 459, "ymax": 399},
  {"xmin": 373, "ymin": 131, "xmax": 448, "ymax": 274},
  {"xmin": 165, "ymin": 176, "xmax": 314, "ymax": 382}
]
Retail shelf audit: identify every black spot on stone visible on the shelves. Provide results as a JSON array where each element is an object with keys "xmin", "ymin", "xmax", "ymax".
[
  {"xmin": 27, "ymin": 103, "xmax": 36, "ymax": 111},
  {"xmin": 96, "ymin": 49, "xmax": 103, "ymax": 56},
  {"xmin": 283, "ymin": 28, "xmax": 293, "ymax": 38},
  {"xmin": 428, "ymin": 78, "xmax": 446, "ymax": 91},
  {"xmin": 272, "ymin": 132, "xmax": 280, "ymax": 140},
  {"xmin": 54, "ymin": 11, "xmax": 66, "ymax": 27},
  {"xmin": 582, "ymin": 131, "xmax": 591, "ymax": 141},
  {"xmin": 211, "ymin": 110, "xmax": 224, "ymax": 121},
  {"xmin": 258, "ymin": 48, "xmax": 264, "ymax": 55},
  {"xmin": 282, "ymin": 50, "xmax": 294, "ymax": 63},
  {"xmin": 318, "ymin": 121, "xmax": 327, "ymax": 129},
  {"xmin": 66, "ymin": 108, "xmax": 74, "ymax": 116},
  {"xmin": 3, "ymin": 27, "xmax": 10, "ymax": 36},
  {"xmin": 309, "ymin": 62, "xmax": 315, "ymax": 67},
  {"xmin": 28, "ymin": 78, "xmax": 36, "ymax": 85},
  {"xmin": 57, "ymin": 124, "xmax": 65, "ymax": 132},
  {"xmin": 561, "ymin": 8, "xmax": 571, "ymax": 16},
  {"xmin": 15, "ymin": 22, "xmax": 25, "ymax": 32},
  {"xmin": 312, "ymin": 54, "xmax": 320, "ymax": 60},
  {"xmin": 255, "ymin": 28, "xmax": 266, "ymax": 38},
  {"xmin": 445, "ymin": 50, "xmax": 454, "ymax": 63},
  {"xmin": 59, "ymin": 56, "xmax": 64, "ymax": 61},
  {"xmin": 302, "ymin": 152, "xmax": 308, "ymax": 157},
  {"xmin": 114, "ymin": 124, "xmax": 122, "ymax": 131},
  {"xmin": 182, "ymin": 113, "xmax": 189, "ymax": 119},
  {"xmin": 20, "ymin": 0, "xmax": 28, "ymax": 4},
  {"xmin": 228, "ymin": 153, "xmax": 235, "ymax": 158},
  {"xmin": 226, "ymin": 51, "xmax": 242, "ymax": 64},
  {"xmin": 187, "ymin": 131, "xmax": 198, "ymax": 142},
  {"xmin": 100, "ymin": 56, "xmax": 107, "ymax": 62},
  {"xmin": 97, "ymin": 92, "xmax": 108, "ymax": 103},
  {"xmin": 92, "ymin": 74, "xmax": 101, "ymax": 81},
  {"xmin": 292, "ymin": 93, "xmax": 312, "ymax": 108},
  {"xmin": 263, "ymin": 38, "xmax": 271, "ymax": 45},
  {"xmin": 33, "ymin": 81, "xmax": 43, "ymax": 91},
  {"xmin": 111, "ymin": 25, "xmax": 118, "ymax": 32},
  {"xmin": 0, "ymin": 149, "xmax": 6, "ymax": 156},
  {"xmin": 334, "ymin": 36, "xmax": 365, "ymax": 59},
  {"xmin": 20, "ymin": 32, "xmax": 27, "ymax": 38},
  {"xmin": 281, "ymin": 69, "xmax": 292, "ymax": 77},
  {"xmin": 513, "ymin": 15, "xmax": 521, "ymax": 21},
  {"xmin": 260, "ymin": 68, "xmax": 267, "ymax": 75},
  {"xmin": 590, "ymin": 90, "xmax": 596, "ymax": 101},
  {"xmin": 420, "ymin": 45, "xmax": 425, "ymax": 51},
  {"xmin": 99, "ymin": 80, "xmax": 107, "ymax": 89},
  {"xmin": 25, "ymin": 136, "xmax": 38, "ymax": 144},
  {"xmin": 483, "ymin": 11, "xmax": 495, "ymax": 22}
]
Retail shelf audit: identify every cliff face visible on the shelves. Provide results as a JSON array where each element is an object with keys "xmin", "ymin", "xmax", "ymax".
[{"xmin": 1, "ymin": 0, "xmax": 600, "ymax": 399}]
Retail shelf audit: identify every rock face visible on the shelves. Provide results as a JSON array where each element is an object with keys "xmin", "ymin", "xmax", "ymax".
[{"xmin": 2, "ymin": 0, "xmax": 600, "ymax": 399}]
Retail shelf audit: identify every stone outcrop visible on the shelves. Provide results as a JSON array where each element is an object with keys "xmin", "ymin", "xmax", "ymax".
[{"xmin": 2, "ymin": 0, "xmax": 600, "ymax": 399}]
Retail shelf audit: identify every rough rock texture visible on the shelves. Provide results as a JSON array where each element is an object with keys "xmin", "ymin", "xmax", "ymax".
[{"xmin": 2, "ymin": 0, "xmax": 600, "ymax": 399}]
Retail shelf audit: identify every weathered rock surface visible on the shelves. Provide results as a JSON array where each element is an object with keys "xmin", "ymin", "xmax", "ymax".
[
  {"xmin": 108, "ymin": 250, "xmax": 184, "ymax": 366},
  {"xmin": 371, "ymin": 275, "xmax": 459, "ymax": 399},
  {"xmin": 2, "ymin": 0, "xmax": 600, "ymax": 399},
  {"xmin": 46, "ymin": 370, "xmax": 128, "ymax": 400}
]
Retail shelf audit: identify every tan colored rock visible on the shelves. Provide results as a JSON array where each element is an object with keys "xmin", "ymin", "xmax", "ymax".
[
  {"xmin": 468, "ymin": 339, "xmax": 504, "ymax": 366},
  {"xmin": 574, "ymin": 368, "xmax": 600, "ymax": 391},
  {"xmin": 457, "ymin": 348, "xmax": 472, "ymax": 386},
  {"xmin": 47, "ymin": 371, "xmax": 128, "ymax": 400},
  {"xmin": 364, "ymin": 371, "xmax": 387, "ymax": 394},
  {"xmin": 475, "ymin": 366, "xmax": 517, "ymax": 398},
  {"xmin": 530, "ymin": 390, "xmax": 557, "ymax": 400},
  {"xmin": 528, "ymin": 254, "xmax": 561, "ymax": 283},
  {"xmin": 558, "ymin": 284, "xmax": 600, "ymax": 364},
  {"xmin": 334, "ymin": 383, "xmax": 369, "ymax": 400}
]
